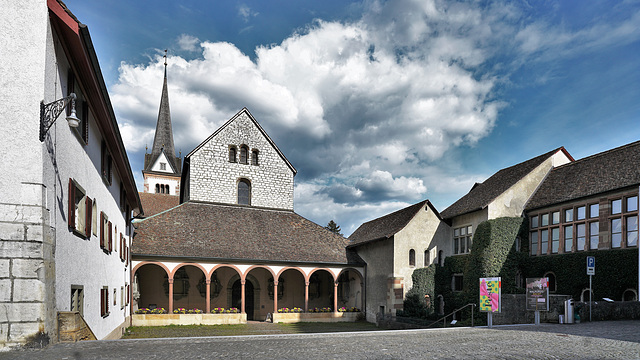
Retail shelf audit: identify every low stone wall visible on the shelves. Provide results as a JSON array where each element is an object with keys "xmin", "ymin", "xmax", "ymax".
[
  {"xmin": 492, "ymin": 294, "xmax": 570, "ymax": 325},
  {"xmin": 131, "ymin": 313, "xmax": 247, "ymax": 326},
  {"xmin": 272, "ymin": 312, "xmax": 361, "ymax": 324},
  {"xmin": 57, "ymin": 312, "xmax": 97, "ymax": 342}
]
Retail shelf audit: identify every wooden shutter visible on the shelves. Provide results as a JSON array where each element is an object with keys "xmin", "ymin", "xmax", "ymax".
[
  {"xmin": 100, "ymin": 212, "xmax": 105, "ymax": 249},
  {"xmin": 100, "ymin": 288, "xmax": 105, "ymax": 316},
  {"xmin": 81, "ymin": 100, "xmax": 89, "ymax": 144},
  {"xmin": 108, "ymin": 221, "xmax": 112, "ymax": 252},
  {"xmin": 68, "ymin": 179, "xmax": 75, "ymax": 228},
  {"xmin": 85, "ymin": 197, "xmax": 92, "ymax": 237}
]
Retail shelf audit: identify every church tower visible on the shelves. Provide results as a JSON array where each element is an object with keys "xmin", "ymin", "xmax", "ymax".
[{"xmin": 142, "ymin": 51, "xmax": 182, "ymax": 195}]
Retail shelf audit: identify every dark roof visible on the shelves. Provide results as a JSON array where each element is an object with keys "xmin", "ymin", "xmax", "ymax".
[
  {"xmin": 526, "ymin": 140, "xmax": 640, "ymax": 210},
  {"xmin": 133, "ymin": 202, "xmax": 353, "ymax": 264},
  {"xmin": 348, "ymin": 200, "xmax": 440, "ymax": 247},
  {"xmin": 139, "ymin": 193, "xmax": 180, "ymax": 217},
  {"xmin": 144, "ymin": 64, "xmax": 181, "ymax": 174},
  {"xmin": 440, "ymin": 147, "xmax": 572, "ymax": 219}
]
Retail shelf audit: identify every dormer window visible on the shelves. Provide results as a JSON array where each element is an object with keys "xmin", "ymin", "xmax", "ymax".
[
  {"xmin": 160, "ymin": 162, "xmax": 166, "ymax": 170},
  {"xmin": 251, "ymin": 150, "xmax": 259, "ymax": 166},
  {"xmin": 240, "ymin": 145, "xmax": 249, "ymax": 164},
  {"xmin": 228, "ymin": 146, "xmax": 237, "ymax": 163}
]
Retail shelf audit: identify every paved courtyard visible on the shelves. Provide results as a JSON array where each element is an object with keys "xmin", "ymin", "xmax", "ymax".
[{"xmin": 2, "ymin": 320, "xmax": 639, "ymax": 359}]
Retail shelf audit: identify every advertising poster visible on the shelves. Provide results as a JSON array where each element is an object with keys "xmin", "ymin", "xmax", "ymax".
[
  {"xmin": 526, "ymin": 277, "xmax": 549, "ymax": 311},
  {"xmin": 479, "ymin": 277, "xmax": 501, "ymax": 313}
]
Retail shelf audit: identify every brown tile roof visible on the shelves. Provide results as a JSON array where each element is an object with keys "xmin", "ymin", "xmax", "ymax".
[
  {"xmin": 139, "ymin": 193, "xmax": 180, "ymax": 217},
  {"xmin": 526, "ymin": 140, "xmax": 640, "ymax": 210},
  {"xmin": 348, "ymin": 200, "xmax": 439, "ymax": 247},
  {"xmin": 440, "ymin": 147, "xmax": 571, "ymax": 219},
  {"xmin": 133, "ymin": 202, "xmax": 355, "ymax": 264}
]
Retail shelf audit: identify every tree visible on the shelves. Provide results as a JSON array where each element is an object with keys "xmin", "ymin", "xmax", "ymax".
[{"xmin": 325, "ymin": 220, "xmax": 343, "ymax": 236}]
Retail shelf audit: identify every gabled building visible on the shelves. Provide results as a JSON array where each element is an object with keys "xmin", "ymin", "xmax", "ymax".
[
  {"xmin": 348, "ymin": 200, "xmax": 447, "ymax": 321},
  {"xmin": 0, "ymin": 0, "xmax": 141, "ymax": 347},
  {"xmin": 133, "ymin": 108, "xmax": 364, "ymax": 321},
  {"xmin": 525, "ymin": 140, "xmax": 640, "ymax": 301},
  {"xmin": 440, "ymin": 147, "xmax": 573, "ymax": 259}
]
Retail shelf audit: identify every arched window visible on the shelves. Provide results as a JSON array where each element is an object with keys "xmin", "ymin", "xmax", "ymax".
[
  {"xmin": 424, "ymin": 250, "xmax": 430, "ymax": 266},
  {"xmin": 251, "ymin": 150, "xmax": 259, "ymax": 165},
  {"xmin": 543, "ymin": 272, "xmax": 556, "ymax": 293},
  {"xmin": 229, "ymin": 146, "xmax": 237, "ymax": 163},
  {"xmin": 622, "ymin": 289, "xmax": 638, "ymax": 301},
  {"xmin": 240, "ymin": 145, "xmax": 249, "ymax": 164},
  {"xmin": 409, "ymin": 249, "xmax": 415, "ymax": 266},
  {"xmin": 238, "ymin": 179, "xmax": 251, "ymax": 205},
  {"xmin": 438, "ymin": 250, "xmax": 444, "ymax": 266},
  {"xmin": 155, "ymin": 184, "xmax": 160, "ymax": 193}
]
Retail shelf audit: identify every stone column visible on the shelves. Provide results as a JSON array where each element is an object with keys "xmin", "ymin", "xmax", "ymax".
[
  {"xmin": 168, "ymin": 278, "xmax": 174, "ymax": 313},
  {"xmin": 241, "ymin": 280, "xmax": 246, "ymax": 314},
  {"xmin": 304, "ymin": 281, "xmax": 309, "ymax": 312},
  {"xmin": 273, "ymin": 281, "xmax": 278, "ymax": 313},
  {"xmin": 333, "ymin": 281, "xmax": 338, "ymax": 312},
  {"xmin": 205, "ymin": 279, "xmax": 211, "ymax": 313}
]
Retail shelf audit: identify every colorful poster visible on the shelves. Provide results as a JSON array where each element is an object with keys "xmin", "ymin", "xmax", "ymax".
[
  {"xmin": 526, "ymin": 278, "xmax": 549, "ymax": 311},
  {"xmin": 479, "ymin": 277, "xmax": 501, "ymax": 313}
]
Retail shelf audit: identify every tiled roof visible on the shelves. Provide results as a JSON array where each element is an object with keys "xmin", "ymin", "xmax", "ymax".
[
  {"xmin": 526, "ymin": 140, "xmax": 640, "ymax": 210},
  {"xmin": 440, "ymin": 148, "xmax": 569, "ymax": 219},
  {"xmin": 139, "ymin": 193, "xmax": 180, "ymax": 217},
  {"xmin": 348, "ymin": 200, "xmax": 438, "ymax": 247},
  {"xmin": 133, "ymin": 202, "xmax": 354, "ymax": 264}
]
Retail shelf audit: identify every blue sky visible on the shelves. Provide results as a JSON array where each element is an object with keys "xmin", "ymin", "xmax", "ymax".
[{"xmin": 63, "ymin": 0, "xmax": 640, "ymax": 236}]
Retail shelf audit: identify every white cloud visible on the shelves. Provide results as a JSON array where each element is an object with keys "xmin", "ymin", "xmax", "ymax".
[
  {"xmin": 238, "ymin": 4, "xmax": 259, "ymax": 23},
  {"xmin": 112, "ymin": 0, "xmax": 638, "ymax": 235},
  {"xmin": 177, "ymin": 34, "xmax": 200, "ymax": 52}
]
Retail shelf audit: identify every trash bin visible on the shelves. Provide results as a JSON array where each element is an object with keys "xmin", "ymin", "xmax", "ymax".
[
  {"xmin": 564, "ymin": 299, "xmax": 574, "ymax": 324},
  {"xmin": 558, "ymin": 314, "xmax": 564, "ymax": 324}
]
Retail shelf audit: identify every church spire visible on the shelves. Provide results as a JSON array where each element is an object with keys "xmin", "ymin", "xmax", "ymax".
[{"xmin": 146, "ymin": 50, "xmax": 177, "ymax": 172}]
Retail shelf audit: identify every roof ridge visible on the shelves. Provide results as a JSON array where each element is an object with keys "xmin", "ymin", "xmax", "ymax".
[
  {"xmin": 551, "ymin": 140, "xmax": 640, "ymax": 170},
  {"xmin": 359, "ymin": 199, "xmax": 428, "ymax": 226}
]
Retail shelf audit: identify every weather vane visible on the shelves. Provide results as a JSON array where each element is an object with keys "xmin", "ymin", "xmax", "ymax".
[{"xmin": 163, "ymin": 49, "xmax": 167, "ymax": 66}]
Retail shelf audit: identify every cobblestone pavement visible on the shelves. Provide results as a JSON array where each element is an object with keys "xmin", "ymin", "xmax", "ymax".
[{"xmin": 2, "ymin": 320, "xmax": 639, "ymax": 359}]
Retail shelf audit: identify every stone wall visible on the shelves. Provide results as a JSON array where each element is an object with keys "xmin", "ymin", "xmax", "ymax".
[
  {"xmin": 187, "ymin": 111, "xmax": 294, "ymax": 210},
  {"xmin": 492, "ymin": 294, "xmax": 570, "ymax": 325}
]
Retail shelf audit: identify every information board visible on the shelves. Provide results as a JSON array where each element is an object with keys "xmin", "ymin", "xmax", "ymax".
[
  {"xmin": 479, "ymin": 277, "xmax": 501, "ymax": 313},
  {"xmin": 526, "ymin": 277, "xmax": 549, "ymax": 311}
]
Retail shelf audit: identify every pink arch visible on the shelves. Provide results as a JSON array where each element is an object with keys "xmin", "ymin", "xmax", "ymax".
[
  {"xmin": 307, "ymin": 268, "xmax": 337, "ymax": 282},
  {"xmin": 171, "ymin": 262, "xmax": 208, "ymax": 278},
  {"xmin": 244, "ymin": 265, "xmax": 275, "ymax": 281},
  {"xmin": 276, "ymin": 266, "xmax": 306, "ymax": 279},
  {"xmin": 209, "ymin": 264, "xmax": 243, "ymax": 278},
  {"xmin": 132, "ymin": 261, "xmax": 171, "ymax": 277}
]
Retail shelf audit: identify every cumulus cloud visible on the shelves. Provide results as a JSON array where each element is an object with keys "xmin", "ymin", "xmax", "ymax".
[{"xmin": 112, "ymin": 0, "xmax": 637, "ymax": 235}]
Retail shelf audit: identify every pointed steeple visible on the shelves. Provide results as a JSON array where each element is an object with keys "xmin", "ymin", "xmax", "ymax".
[{"xmin": 145, "ymin": 50, "xmax": 179, "ymax": 173}]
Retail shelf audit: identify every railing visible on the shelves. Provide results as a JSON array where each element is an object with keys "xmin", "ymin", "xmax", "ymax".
[{"xmin": 426, "ymin": 303, "xmax": 476, "ymax": 328}]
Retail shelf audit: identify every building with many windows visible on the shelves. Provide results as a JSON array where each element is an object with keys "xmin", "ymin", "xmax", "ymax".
[{"xmin": 0, "ymin": 0, "xmax": 141, "ymax": 347}]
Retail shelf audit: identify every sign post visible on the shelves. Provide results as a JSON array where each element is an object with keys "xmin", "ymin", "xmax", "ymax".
[
  {"xmin": 479, "ymin": 277, "xmax": 501, "ymax": 328},
  {"xmin": 587, "ymin": 256, "xmax": 595, "ymax": 322},
  {"xmin": 526, "ymin": 278, "xmax": 549, "ymax": 325}
]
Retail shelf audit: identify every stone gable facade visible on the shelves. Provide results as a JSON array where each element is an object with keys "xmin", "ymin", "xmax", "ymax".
[{"xmin": 185, "ymin": 110, "xmax": 295, "ymax": 210}]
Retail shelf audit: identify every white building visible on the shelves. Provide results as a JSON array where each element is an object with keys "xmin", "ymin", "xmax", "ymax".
[{"xmin": 0, "ymin": 0, "xmax": 141, "ymax": 347}]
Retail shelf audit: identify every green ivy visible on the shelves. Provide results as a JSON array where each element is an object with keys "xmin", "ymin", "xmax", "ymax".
[{"xmin": 524, "ymin": 248, "xmax": 638, "ymax": 300}]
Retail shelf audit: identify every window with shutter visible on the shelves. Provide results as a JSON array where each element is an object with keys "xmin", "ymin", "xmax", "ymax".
[
  {"xmin": 108, "ymin": 221, "xmax": 112, "ymax": 252},
  {"xmin": 69, "ymin": 179, "xmax": 89, "ymax": 238}
]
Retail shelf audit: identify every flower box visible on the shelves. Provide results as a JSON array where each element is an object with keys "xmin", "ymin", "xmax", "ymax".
[
  {"xmin": 131, "ymin": 313, "xmax": 247, "ymax": 326},
  {"xmin": 271, "ymin": 311, "xmax": 360, "ymax": 323}
]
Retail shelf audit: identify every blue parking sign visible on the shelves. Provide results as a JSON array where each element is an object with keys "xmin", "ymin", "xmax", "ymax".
[{"xmin": 587, "ymin": 256, "xmax": 595, "ymax": 275}]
